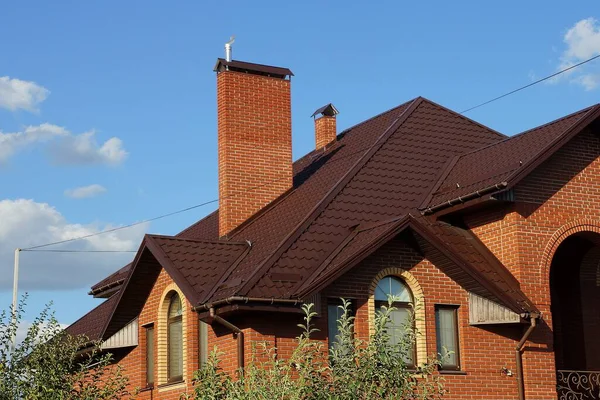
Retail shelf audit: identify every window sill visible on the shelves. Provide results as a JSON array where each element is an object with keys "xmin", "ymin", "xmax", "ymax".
[
  {"xmin": 439, "ymin": 370, "xmax": 467, "ymax": 375},
  {"xmin": 157, "ymin": 380, "xmax": 186, "ymax": 392}
]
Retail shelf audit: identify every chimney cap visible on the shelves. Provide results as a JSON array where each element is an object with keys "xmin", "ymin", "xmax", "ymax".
[
  {"xmin": 311, "ymin": 103, "xmax": 339, "ymax": 118},
  {"xmin": 214, "ymin": 58, "xmax": 294, "ymax": 79}
]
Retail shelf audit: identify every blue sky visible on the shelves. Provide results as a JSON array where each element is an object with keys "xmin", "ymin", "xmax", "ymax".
[{"xmin": 1, "ymin": 1, "xmax": 599, "ymax": 327}]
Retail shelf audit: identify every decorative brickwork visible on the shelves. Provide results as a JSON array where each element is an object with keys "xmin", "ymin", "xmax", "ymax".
[
  {"xmin": 156, "ymin": 284, "xmax": 188, "ymax": 387},
  {"xmin": 539, "ymin": 219, "xmax": 600, "ymax": 284},
  {"xmin": 366, "ymin": 267, "xmax": 427, "ymax": 366}
]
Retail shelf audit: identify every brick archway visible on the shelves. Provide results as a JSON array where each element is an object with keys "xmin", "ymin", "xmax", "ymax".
[
  {"xmin": 543, "ymin": 221, "xmax": 600, "ymax": 398},
  {"xmin": 540, "ymin": 219, "xmax": 600, "ymax": 288}
]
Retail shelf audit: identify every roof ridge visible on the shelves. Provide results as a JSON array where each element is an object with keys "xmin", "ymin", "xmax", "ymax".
[
  {"xmin": 238, "ymin": 98, "xmax": 425, "ymax": 296},
  {"xmin": 336, "ymin": 97, "xmax": 418, "ymax": 136},
  {"xmin": 513, "ymin": 103, "xmax": 598, "ymax": 137},
  {"xmin": 504, "ymin": 104, "xmax": 600, "ymax": 189},
  {"xmin": 451, "ymin": 103, "xmax": 598, "ymax": 163},
  {"xmin": 420, "ymin": 97, "xmax": 507, "ymax": 139},
  {"xmin": 146, "ymin": 233, "xmax": 249, "ymax": 246}
]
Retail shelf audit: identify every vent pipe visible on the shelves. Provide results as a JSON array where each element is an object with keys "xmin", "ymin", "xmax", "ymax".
[{"xmin": 225, "ymin": 36, "xmax": 235, "ymax": 62}]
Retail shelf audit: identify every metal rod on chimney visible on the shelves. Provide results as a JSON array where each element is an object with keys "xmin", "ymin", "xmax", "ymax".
[{"xmin": 225, "ymin": 36, "xmax": 235, "ymax": 62}]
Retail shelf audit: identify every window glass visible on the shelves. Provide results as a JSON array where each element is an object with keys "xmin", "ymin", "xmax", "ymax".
[
  {"xmin": 168, "ymin": 293, "xmax": 182, "ymax": 318},
  {"xmin": 375, "ymin": 276, "xmax": 412, "ymax": 302},
  {"xmin": 168, "ymin": 293, "xmax": 183, "ymax": 381},
  {"xmin": 146, "ymin": 326, "xmax": 154, "ymax": 386},
  {"xmin": 435, "ymin": 306, "xmax": 460, "ymax": 370},
  {"xmin": 199, "ymin": 320, "xmax": 208, "ymax": 368},
  {"xmin": 374, "ymin": 276, "xmax": 415, "ymax": 367},
  {"xmin": 327, "ymin": 301, "xmax": 350, "ymax": 351}
]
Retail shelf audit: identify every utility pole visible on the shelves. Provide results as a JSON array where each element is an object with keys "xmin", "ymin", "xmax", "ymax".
[{"xmin": 11, "ymin": 248, "xmax": 20, "ymax": 351}]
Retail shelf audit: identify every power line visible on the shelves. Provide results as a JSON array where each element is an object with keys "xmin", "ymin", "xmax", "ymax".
[
  {"xmin": 460, "ymin": 54, "xmax": 600, "ymax": 114},
  {"xmin": 21, "ymin": 141, "xmax": 379, "ymax": 251},
  {"xmin": 23, "ymin": 200, "xmax": 218, "ymax": 250},
  {"xmin": 22, "ymin": 53, "xmax": 600, "ymax": 251},
  {"xmin": 22, "ymin": 249, "xmax": 137, "ymax": 253}
]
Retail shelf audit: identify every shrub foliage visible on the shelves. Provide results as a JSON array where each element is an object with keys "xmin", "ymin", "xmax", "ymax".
[
  {"xmin": 0, "ymin": 296, "xmax": 131, "ymax": 400},
  {"xmin": 189, "ymin": 299, "xmax": 446, "ymax": 400}
]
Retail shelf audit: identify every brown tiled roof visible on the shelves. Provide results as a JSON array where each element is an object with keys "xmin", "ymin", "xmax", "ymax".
[
  {"xmin": 425, "ymin": 104, "xmax": 600, "ymax": 211},
  {"xmin": 89, "ymin": 211, "xmax": 220, "ymax": 296},
  {"xmin": 234, "ymin": 98, "xmax": 505, "ymax": 300},
  {"xmin": 144, "ymin": 235, "xmax": 250, "ymax": 305},
  {"xmin": 76, "ymin": 97, "xmax": 599, "ymax": 338},
  {"xmin": 89, "ymin": 264, "xmax": 131, "ymax": 296},
  {"xmin": 101, "ymin": 236, "xmax": 250, "ymax": 339},
  {"xmin": 66, "ymin": 294, "xmax": 118, "ymax": 341}
]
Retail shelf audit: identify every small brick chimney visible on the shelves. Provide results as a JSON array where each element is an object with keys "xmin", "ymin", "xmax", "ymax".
[
  {"xmin": 312, "ymin": 103, "xmax": 339, "ymax": 150},
  {"xmin": 214, "ymin": 58, "xmax": 294, "ymax": 237}
]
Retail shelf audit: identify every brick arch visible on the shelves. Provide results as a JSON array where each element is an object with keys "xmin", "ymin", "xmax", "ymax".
[
  {"xmin": 367, "ymin": 267, "xmax": 427, "ymax": 365},
  {"xmin": 157, "ymin": 283, "xmax": 189, "ymax": 388},
  {"xmin": 540, "ymin": 219, "xmax": 600, "ymax": 286}
]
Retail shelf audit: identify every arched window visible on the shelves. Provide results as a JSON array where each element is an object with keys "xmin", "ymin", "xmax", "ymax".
[
  {"xmin": 374, "ymin": 275, "xmax": 416, "ymax": 367},
  {"xmin": 167, "ymin": 292, "xmax": 183, "ymax": 382}
]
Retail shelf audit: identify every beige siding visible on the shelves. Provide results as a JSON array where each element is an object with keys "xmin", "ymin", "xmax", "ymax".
[
  {"xmin": 468, "ymin": 293, "xmax": 521, "ymax": 325},
  {"xmin": 102, "ymin": 317, "xmax": 138, "ymax": 349}
]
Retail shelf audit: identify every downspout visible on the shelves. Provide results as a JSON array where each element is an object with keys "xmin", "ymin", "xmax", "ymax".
[
  {"xmin": 516, "ymin": 313, "xmax": 539, "ymax": 400},
  {"xmin": 209, "ymin": 307, "xmax": 244, "ymax": 371}
]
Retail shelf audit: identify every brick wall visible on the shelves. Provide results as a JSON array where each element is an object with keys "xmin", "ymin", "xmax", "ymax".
[
  {"xmin": 111, "ymin": 269, "xmax": 236, "ymax": 399},
  {"xmin": 320, "ymin": 237, "xmax": 521, "ymax": 400},
  {"xmin": 217, "ymin": 69, "xmax": 293, "ymax": 237},
  {"xmin": 106, "ymin": 127, "xmax": 599, "ymax": 399},
  {"xmin": 464, "ymin": 126, "xmax": 600, "ymax": 399}
]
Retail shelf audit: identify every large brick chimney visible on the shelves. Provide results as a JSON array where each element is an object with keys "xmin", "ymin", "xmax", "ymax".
[{"xmin": 214, "ymin": 58, "xmax": 294, "ymax": 238}]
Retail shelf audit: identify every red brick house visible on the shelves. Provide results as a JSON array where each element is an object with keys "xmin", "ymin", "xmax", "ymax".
[{"xmin": 67, "ymin": 55, "xmax": 600, "ymax": 400}]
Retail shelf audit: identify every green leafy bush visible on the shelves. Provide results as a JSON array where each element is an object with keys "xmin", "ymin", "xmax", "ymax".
[
  {"xmin": 0, "ymin": 296, "xmax": 132, "ymax": 400},
  {"xmin": 189, "ymin": 299, "xmax": 446, "ymax": 400}
]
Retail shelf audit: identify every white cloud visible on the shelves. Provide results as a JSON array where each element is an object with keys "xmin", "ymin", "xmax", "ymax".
[
  {"xmin": 0, "ymin": 76, "xmax": 50, "ymax": 112},
  {"xmin": 64, "ymin": 184, "xmax": 107, "ymax": 199},
  {"xmin": 0, "ymin": 124, "xmax": 128, "ymax": 166},
  {"xmin": 49, "ymin": 131, "xmax": 128, "ymax": 166},
  {"xmin": 13, "ymin": 320, "xmax": 69, "ymax": 345},
  {"xmin": 573, "ymin": 73, "xmax": 600, "ymax": 91},
  {"xmin": 0, "ymin": 123, "xmax": 68, "ymax": 163},
  {"xmin": 550, "ymin": 18, "xmax": 600, "ymax": 90},
  {"xmin": 0, "ymin": 199, "xmax": 147, "ymax": 290}
]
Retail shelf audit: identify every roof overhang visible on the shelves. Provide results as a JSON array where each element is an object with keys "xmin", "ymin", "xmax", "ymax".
[{"xmin": 296, "ymin": 215, "xmax": 537, "ymax": 315}]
